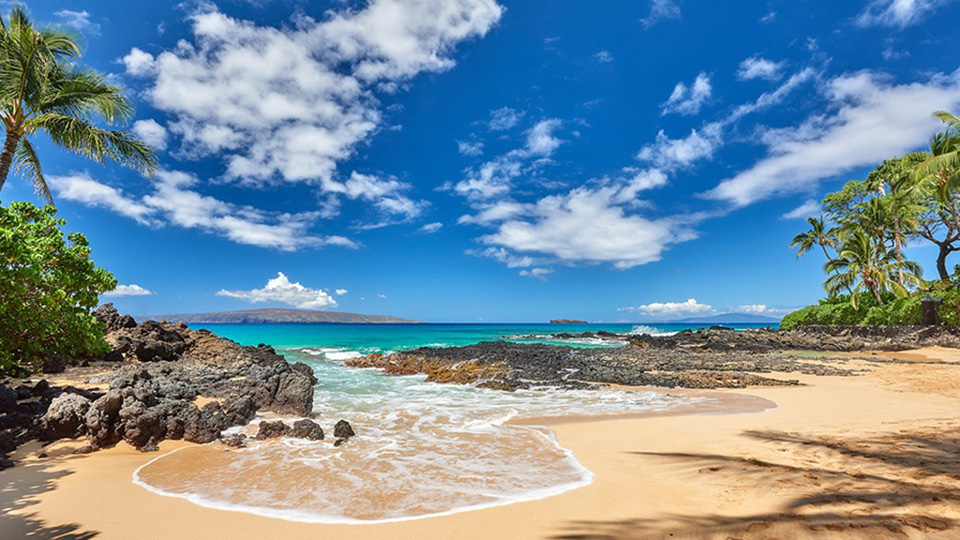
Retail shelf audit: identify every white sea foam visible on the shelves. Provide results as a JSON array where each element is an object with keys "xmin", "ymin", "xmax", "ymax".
[
  {"xmin": 134, "ymin": 352, "xmax": 703, "ymax": 524},
  {"xmin": 627, "ymin": 325, "xmax": 677, "ymax": 337}
]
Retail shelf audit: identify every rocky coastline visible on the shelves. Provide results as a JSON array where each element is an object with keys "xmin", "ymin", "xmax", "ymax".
[
  {"xmin": 0, "ymin": 304, "xmax": 354, "ymax": 470},
  {"xmin": 348, "ymin": 325, "xmax": 960, "ymax": 393}
]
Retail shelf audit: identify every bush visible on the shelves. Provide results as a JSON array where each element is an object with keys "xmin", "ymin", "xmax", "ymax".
[{"xmin": 0, "ymin": 201, "xmax": 116, "ymax": 375}]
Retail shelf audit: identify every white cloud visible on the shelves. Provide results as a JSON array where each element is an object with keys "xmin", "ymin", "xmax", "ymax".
[
  {"xmin": 217, "ymin": 272, "xmax": 337, "ymax": 309},
  {"xmin": 419, "ymin": 222, "xmax": 443, "ymax": 233},
  {"xmin": 620, "ymin": 298, "xmax": 714, "ymax": 318},
  {"xmin": 856, "ymin": 0, "xmax": 952, "ymax": 28},
  {"xmin": 125, "ymin": 1, "xmax": 502, "ymax": 199},
  {"xmin": 377, "ymin": 294, "xmax": 388, "ymax": 299},
  {"xmin": 133, "ymin": 119, "xmax": 169, "ymax": 151},
  {"xmin": 782, "ymin": 199, "xmax": 821, "ymax": 220},
  {"xmin": 338, "ymin": 172, "xmax": 423, "ymax": 220},
  {"xmin": 467, "ymin": 246, "xmax": 540, "ymax": 268},
  {"xmin": 103, "ymin": 284, "xmax": 154, "ymax": 297},
  {"xmin": 661, "ymin": 72, "xmax": 712, "ymax": 116},
  {"xmin": 55, "ymin": 10, "xmax": 100, "ymax": 34},
  {"xmin": 641, "ymin": 0, "xmax": 681, "ymax": 28},
  {"xmin": 488, "ymin": 107, "xmax": 523, "ymax": 131},
  {"xmin": 457, "ymin": 140, "xmax": 484, "ymax": 156},
  {"xmin": 737, "ymin": 57, "xmax": 785, "ymax": 81},
  {"xmin": 525, "ymin": 119, "xmax": 563, "ymax": 157},
  {"xmin": 335, "ymin": 289, "xmax": 348, "ymax": 296},
  {"xmin": 519, "ymin": 268, "xmax": 553, "ymax": 280},
  {"xmin": 55, "ymin": 171, "xmax": 356, "ymax": 251},
  {"xmin": 706, "ymin": 70, "xmax": 960, "ymax": 207},
  {"xmin": 49, "ymin": 173, "xmax": 158, "ymax": 225},
  {"xmin": 594, "ymin": 50, "xmax": 613, "ymax": 63},
  {"xmin": 122, "ymin": 48, "xmax": 155, "ymax": 77},
  {"xmin": 456, "ymin": 152, "xmax": 525, "ymax": 201},
  {"xmin": 636, "ymin": 125, "xmax": 720, "ymax": 171},
  {"xmin": 478, "ymin": 186, "xmax": 696, "ymax": 269}
]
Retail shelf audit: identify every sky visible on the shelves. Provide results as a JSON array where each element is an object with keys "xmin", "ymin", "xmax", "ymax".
[{"xmin": 6, "ymin": 0, "xmax": 960, "ymax": 322}]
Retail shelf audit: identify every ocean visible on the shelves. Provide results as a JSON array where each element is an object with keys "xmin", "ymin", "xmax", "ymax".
[{"xmin": 133, "ymin": 322, "xmax": 772, "ymax": 523}]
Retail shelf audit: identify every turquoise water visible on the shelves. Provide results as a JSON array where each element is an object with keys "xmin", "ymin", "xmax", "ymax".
[
  {"xmin": 190, "ymin": 322, "xmax": 776, "ymax": 354},
  {"xmin": 134, "ymin": 322, "xmax": 768, "ymax": 523}
]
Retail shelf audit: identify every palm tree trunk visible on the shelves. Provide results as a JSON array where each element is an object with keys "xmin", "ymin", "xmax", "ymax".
[
  {"xmin": 892, "ymin": 210, "xmax": 905, "ymax": 287},
  {"xmin": 872, "ymin": 286, "xmax": 885, "ymax": 306},
  {"xmin": 0, "ymin": 130, "xmax": 22, "ymax": 194}
]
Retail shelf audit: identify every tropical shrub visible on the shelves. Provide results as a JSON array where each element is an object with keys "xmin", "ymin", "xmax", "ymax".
[{"xmin": 0, "ymin": 201, "xmax": 116, "ymax": 375}]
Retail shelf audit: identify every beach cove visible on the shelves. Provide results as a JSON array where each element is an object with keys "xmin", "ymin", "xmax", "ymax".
[{"xmin": 4, "ymin": 334, "xmax": 960, "ymax": 539}]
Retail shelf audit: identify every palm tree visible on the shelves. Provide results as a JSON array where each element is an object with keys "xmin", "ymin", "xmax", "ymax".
[
  {"xmin": 824, "ymin": 231, "xmax": 922, "ymax": 309},
  {"xmin": 864, "ymin": 156, "xmax": 928, "ymax": 287},
  {"xmin": 0, "ymin": 7, "xmax": 156, "ymax": 203},
  {"xmin": 791, "ymin": 216, "xmax": 838, "ymax": 261},
  {"xmin": 911, "ymin": 113, "xmax": 960, "ymax": 279}
]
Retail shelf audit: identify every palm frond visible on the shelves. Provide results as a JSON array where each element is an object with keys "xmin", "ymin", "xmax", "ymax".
[
  {"xmin": 13, "ymin": 137, "xmax": 51, "ymax": 204},
  {"xmin": 28, "ymin": 113, "xmax": 157, "ymax": 176}
]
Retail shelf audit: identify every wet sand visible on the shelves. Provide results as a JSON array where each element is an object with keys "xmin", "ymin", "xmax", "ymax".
[{"xmin": 3, "ymin": 349, "xmax": 960, "ymax": 539}]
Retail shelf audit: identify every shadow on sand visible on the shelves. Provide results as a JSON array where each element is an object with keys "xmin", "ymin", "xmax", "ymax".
[
  {"xmin": 552, "ymin": 426, "xmax": 960, "ymax": 539},
  {"xmin": 0, "ymin": 457, "xmax": 99, "ymax": 539}
]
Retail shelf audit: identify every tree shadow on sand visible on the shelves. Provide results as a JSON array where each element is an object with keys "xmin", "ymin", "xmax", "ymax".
[
  {"xmin": 0, "ymin": 459, "xmax": 99, "ymax": 539},
  {"xmin": 552, "ymin": 425, "xmax": 960, "ymax": 539}
]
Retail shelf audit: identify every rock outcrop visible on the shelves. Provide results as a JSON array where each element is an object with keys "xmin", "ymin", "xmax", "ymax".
[{"xmin": 0, "ymin": 305, "xmax": 320, "ymax": 467}]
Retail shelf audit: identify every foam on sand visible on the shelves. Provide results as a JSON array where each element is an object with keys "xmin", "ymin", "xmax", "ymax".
[{"xmin": 133, "ymin": 351, "xmax": 699, "ymax": 523}]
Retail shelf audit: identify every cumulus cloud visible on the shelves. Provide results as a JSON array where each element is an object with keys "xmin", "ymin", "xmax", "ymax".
[
  {"xmin": 217, "ymin": 272, "xmax": 337, "ymax": 309},
  {"xmin": 53, "ymin": 171, "xmax": 356, "ymax": 251},
  {"xmin": 55, "ymin": 10, "xmax": 100, "ymax": 34},
  {"xmin": 737, "ymin": 57, "xmax": 785, "ymax": 81},
  {"xmin": 133, "ymin": 119, "xmax": 169, "ymax": 151},
  {"xmin": 856, "ymin": 0, "xmax": 952, "ymax": 28},
  {"xmin": 103, "ymin": 284, "xmax": 154, "ymax": 297},
  {"xmin": 661, "ymin": 72, "xmax": 711, "ymax": 116},
  {"xmin": 122, "ymin": 48, "xmax": 155, "ymax": 77},
  {"xmin": 782, "ymin": 199, "xmax": 822, "ymax": 220},
  {"xmin": 636, "ymin": 125, "xmax": 721, "ymax": 171},
  {"xmin": 121, "ymin": 0, "xmax": 502, "ymax": 227},
  {"xmin": 706, "ymin": 70, "xmax": 960, "ymax": 207},
  {"xmin": 478, "ymin": 186, "xmax": 696, "ymax": 269},
  {"xmin": 488, "ymin": 107, "xmax": 524, "ymax": 131},
  {"xmin": 335, "ymin": 289, "xmax": 348, "ymax": 296},
  {"xmin": 619, "ymin": 298, "xmax": 714, "ymax": 318},
  {"xmin": 641, "ymin": 0, "xmax": 682, "ymax": 28},
  {"xmin": 525, "ymin": 119, "xmax": 563, "ymax": 156}
]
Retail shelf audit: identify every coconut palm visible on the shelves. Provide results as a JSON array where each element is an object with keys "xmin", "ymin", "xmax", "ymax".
[
  {"xmin": 0, "ymin": 7, "xmax": 156, "ymax": 203},
  {"xmin": 867, "ymin": 155, "xmax": 927, "ymax": 287},
  {"xmin": 824, "ymin": 231, "xmax": 922, "ymax": 309},
  {"xmin": 791, "ymin": 216, "xmax": 839, "ymax": 261}
]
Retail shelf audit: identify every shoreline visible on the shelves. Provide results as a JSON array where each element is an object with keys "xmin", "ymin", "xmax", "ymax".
[{"xmin": 6, "ymin": 349, "xmax": 960, "ymax": 538}]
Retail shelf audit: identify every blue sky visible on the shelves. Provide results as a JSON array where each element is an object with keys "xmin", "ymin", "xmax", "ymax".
[{"xmin": 7, "ymin": 0, "xmax": 960, "ymax": 322}]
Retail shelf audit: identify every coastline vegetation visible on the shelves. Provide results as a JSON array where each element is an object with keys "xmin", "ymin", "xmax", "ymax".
[
  {"xmin": 783, "ymin": 111, "xmax": 960, "ymax": 329},
  {"xmin": 0, "ymin": 8, "xmax": 155, "ymax": 375}
]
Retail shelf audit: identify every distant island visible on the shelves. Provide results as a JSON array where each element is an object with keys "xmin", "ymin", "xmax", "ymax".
[
  {"xmin": 666, "ymin": 312, "xmax": 782, "ymax": 324},
  {"xmin": 140, "ymin": 308, "xmax": 419, "ymax": 324},
  {"xmin": 550, "ymin": 319, "xmax": 588, "ymax": 324}
]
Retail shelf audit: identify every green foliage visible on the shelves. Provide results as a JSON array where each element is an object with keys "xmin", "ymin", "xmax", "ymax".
[{"xmin": 0, "ymin": 201, "xmax": 116, "ymax": 375}]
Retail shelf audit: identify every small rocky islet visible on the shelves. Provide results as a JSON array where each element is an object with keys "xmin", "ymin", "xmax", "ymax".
[{"xmin": 0, "ymin": 304, "xmax": 354, "ymax": 469}]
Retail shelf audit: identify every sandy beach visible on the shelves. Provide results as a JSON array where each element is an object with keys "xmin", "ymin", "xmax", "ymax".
[{"xmin": 4, "ymin": 348, "xmax": 960, "ymax": 540}]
